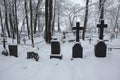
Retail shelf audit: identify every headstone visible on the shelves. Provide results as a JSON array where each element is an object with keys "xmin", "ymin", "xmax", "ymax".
[
  {"xmin": 50, "ymin": 39, "xmax": 62, "ymax": 59},
  {"xmin": 95, "ymin": 41, "xmax": 107, "ymax": 57},
  {"xmin": 27, "ymin": 52, "xmax": 39, "ymax": 61},
  {"xmin": 72, "ymin": 43, "xmax": 83, "ymax": 58},
  {"xmin": 72, "ymin": 22, "xmax": 83, "ymax": 59},
  {"xmin": 8, "ymin": 45, "xmax": 18, "ymax": 57},
  {"xmin": 95, "ymin": 19, "xmax": 108, "ymax": 57},
  {"xmin": 2, "ymin": 49, "xmax": 8, "ymax": 56}
]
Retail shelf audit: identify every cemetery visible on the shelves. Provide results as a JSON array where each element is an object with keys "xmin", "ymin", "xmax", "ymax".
[{"xmin": 0, "ymin": 0, "xmax": 120, "ymax": 80}]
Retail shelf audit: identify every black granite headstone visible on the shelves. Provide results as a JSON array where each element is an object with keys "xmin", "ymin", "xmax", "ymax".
[
  {"xmin": 72, "ymin": 43, "xmax": 83, "ymax": 58},
  {"xmin": 50, "ymin": 40, "xmax": 62, "ymax": 59},
  {"xmin": 95, "ymin": 41, "xmax": 107, "ymax": 57},
  {"xmin": 27, "ymin": 52, "xmax": 39, "ymax": 61},
  {"xmin": 8, "ymin": 45, "xmax": 18, "ymax": 57}
]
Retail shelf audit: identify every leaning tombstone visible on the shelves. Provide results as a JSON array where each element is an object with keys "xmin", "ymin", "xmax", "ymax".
[
  {"xmin": 72, "ymin": 22, "xmax": 83, "ymax": 59},
  {"xmin": 2, "ymin": 49, "xmax": 8, "ymax": 56},
  {"xmin": 95, "ymin": 19, "xmax": 107, "ymax": 57},
  {"xmin": 50, "ymin": 38, "xmax": 62, "ymax": 59},
  {"xmin": 8, "ymin": 45, "xmax": 18, "ymax": 57},
  {"xmin": 27, "ymin": 52, "xmax": 39, "ymax": 61}
]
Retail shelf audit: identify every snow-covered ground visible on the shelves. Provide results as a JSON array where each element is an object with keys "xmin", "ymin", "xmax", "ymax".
[{"xmin": 0, "ymin": 34, "xmax": 120, "ymax": 80}]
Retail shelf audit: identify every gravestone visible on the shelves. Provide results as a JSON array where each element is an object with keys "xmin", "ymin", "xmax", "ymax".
[
  {"xmin": 72, "ymin": 22, "xmax": 83, "ymax": 59},
  {"xmin": 1, "ymin": 37, "xmax": 7, "ymax": 49},
  {"xmin": 95, "ymin": 41, "xmax": 107, "ymax": 57},
  {"xmin": 2, "ymin": 49, "xmax": 8, "ymax": 56},
  {"xmin": 50, "ymin": 39, "xmax": 62, "ymax": 59},
  {"xmin": 8, "ymin": 45, "xmax": 18, "ymax": 57},
  {"xmin": 1, "ymin": 37, "xmax": 8, "ymax": 56},
  {"xmin": 95, "ymin": 19, "xmax": 107, "ymax": 57},
  {"xmin": 73, "ymin": 43, "xmax": 83, "ymax": 58},
  {"xmin": 27, "ymin": 52, "xmax": 39, "ymax": 61}
]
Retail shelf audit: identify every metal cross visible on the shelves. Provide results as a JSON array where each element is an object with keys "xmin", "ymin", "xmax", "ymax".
[
  {"xmin": 73, "ymin": 22, "xmax": 83, "ymax": 42},
  {"xmin": 97, "ymin": 19, "xmax": 107, "ymax": 40}
]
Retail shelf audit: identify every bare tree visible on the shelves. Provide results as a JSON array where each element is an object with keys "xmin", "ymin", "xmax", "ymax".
[
  {"xmin": 30, "ymin": 0, "xmax": 34, "ymax": 47},
  {"xmin": 3, "ymin": 0, "xmax": 11, "ymax": 38},
  {"xmin": 0, "ymin": 8, "xmax": 4, "ymax": 34},
  {"xmin": 45, "ymin": 0, "xmax": 53, "ymax": 43},
  {"xmin": 82, "ymin": 0, "xmax": 89, "ymax": 40},
  {"xmin": 24, "ymin": 0, "xmax": 30, "ymax": 39}
]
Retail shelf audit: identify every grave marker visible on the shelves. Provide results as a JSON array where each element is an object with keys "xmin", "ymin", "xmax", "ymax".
[
  {"xmin": 72, "ymin": 22, "xmax": 83, "ymax": 59},
  {"xmin": 97, "ymin": 19, "xmax": 107, "ymax": 40},
  {"xmin": 8, "ymin": 45, "xmax": 18, "ymax": 57},
  {"xmin": 1, "ymin": 37, "xmax": 8, "ymax": 56},
  {"xmin": 50, "ymin": 39, "xmax": 62, "ymax": 59},
  {"xmin": 73, "ymin": 22, "xmax": 83, "ymax": 42},
  {"xmin": 95, "ymin": 19, "xmax": 107, "ymax": 57}
]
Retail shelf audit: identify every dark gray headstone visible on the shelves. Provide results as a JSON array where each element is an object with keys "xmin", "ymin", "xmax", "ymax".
[
  {"xmin": 50, "ymin": 40, "xmax": 62, "ymax": 59},
  {"xmin": 51, "ymin": 41, "xmax": 60, "ymax": 54},
  {"xmin": 95, "ymin": 41, "xmax": 107, "ymax": 57},
  {"xmin": 72, "ymin": 43, "xmax": 83, "ymax": 58},
  {"xmin": 27, "ymin": 52, "xmax": 39, "ymax": 61},
  {"xmin": 8, "ymin": 45, "xmax": 18, "ymax": 57}
]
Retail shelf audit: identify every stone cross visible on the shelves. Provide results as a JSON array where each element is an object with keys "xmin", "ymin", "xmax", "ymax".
[
  {"xmin": 2, "ymin": 37, "xmax": 7, "ymax": 49},
  {"xmin": 97, "ymin": 19, "xmax": 107, "ymax": 40},
  {"xmin": 73, "ymin": 22, "xmax": 83, "ymax": 42}
]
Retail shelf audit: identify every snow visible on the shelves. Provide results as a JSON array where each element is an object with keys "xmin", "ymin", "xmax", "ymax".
[{"xmin": 0, "ymin": 34, "xmax": 120, "ymax": 80}]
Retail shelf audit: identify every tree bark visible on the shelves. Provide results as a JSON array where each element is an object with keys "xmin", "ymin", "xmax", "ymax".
[
  {"xmin": 0, "ymin": 8, "xmax": 4, "ymax": 34},
  {"xmin": 34, "ymin": 0, "xmax": 41, "ymax": 34},
  {"xmin": 82, "ymin": 0, "xmax": 89, "ymax": 40},
  {"xmin": 3, "ymin": 0, "xmax": 11, "ymax": 38},
  {"xmin": 25, "ymin": 0, "xmax": 30, "ymax": 39},
  {"xmin": 30, "ymin": 0, "xmax": 34, "ymax": 47}
]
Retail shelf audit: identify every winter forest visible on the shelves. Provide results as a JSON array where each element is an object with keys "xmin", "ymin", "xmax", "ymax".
[{"xmin": 0, "ymin": 0, "xmax": 120, "ymax": 80}]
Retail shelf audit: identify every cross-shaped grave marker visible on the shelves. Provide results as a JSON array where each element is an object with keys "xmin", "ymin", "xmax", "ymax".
[
  {"xmin": 1, "ymin": 37, "xmax": 7, "ymax": 49},
  {"xmin": 97, "ymin": 19, "xmax": 107, "ymax": 40},
  {"xmin": 73, "ymin": 22, "xmax": 83, "ymax": 42}
]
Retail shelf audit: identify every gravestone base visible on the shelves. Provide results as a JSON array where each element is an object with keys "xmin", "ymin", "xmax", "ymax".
[
  {"xmin": 8, "ymin": 45, "xmax": 18, "ymax": 57},
  {"xmin": 95, "ymin": 41, "xmax": 107, "ymax": 57},
  {"xmin": 2, "ymin": 49, "xmax": 8, "ymax": 56},
  {"xmin": 50, "ymin": 54, "xmax": 63, "ymax": 60},
  {"xmin": 27, "ymin": 52, "xmax": 39, "ymax": 61},
  {"xmin": 72, "ymin": 43, "xmax": 83, "ymax": 58}
]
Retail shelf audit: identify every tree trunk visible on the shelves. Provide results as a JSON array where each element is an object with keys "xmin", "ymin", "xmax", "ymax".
[
  {"xmin": 58, "ymin": 7, "xmax": 60, "ymax": 32},
  {"xmin": 99, "ymin": 0, "xmax": 106, "ymax": 20},
  {"xmin": 82, "ymin": 0, "xmax": 89, "ymax": 40},
  {"xmin": 3, "ymin": 0, "xmax": 11, "ymax": 38},
  {"xmin": 24, "ymin": 0, "xmax": 30, "ymax": 39},
  {"xmin": 34, "ymin": 0, "xmax": 41, "ymax": 34},
  {"xmin": 45, "ymin": 0, "xmax": 49, "ymax": 43},
  {"xmin": 30, "ymin": 0, "xmax": 34, "ymax": 47},
  {"xmin": 0, "ymin": 8, "xmax": 4, "ymax": 34},
  {"xmin": 14, "ymin": 0, "xmax": 20, "ymax": 44}
]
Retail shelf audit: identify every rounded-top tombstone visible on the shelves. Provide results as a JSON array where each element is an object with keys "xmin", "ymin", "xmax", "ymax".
[
  {"xmin": 72, "ymin": 43, "xmax": 83, "ymax": 58},
  {"xmin": 95, "ymin": 41, "xmax": 107, "ymax": 57}
]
